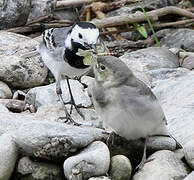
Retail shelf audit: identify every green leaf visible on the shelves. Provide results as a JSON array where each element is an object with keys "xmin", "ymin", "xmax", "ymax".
[
  {"xmin": 133, "ymin": 23, "xmax": 148, "ymax": 38},
  {"xmin": 76, "ymin": 49, "xmax": 97, "ymax": 66}
]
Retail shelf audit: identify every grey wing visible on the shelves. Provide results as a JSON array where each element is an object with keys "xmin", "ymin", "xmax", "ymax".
[
  {"xmin": 118, "ymin": 82, "xmax": 166, "ymax": 125},
  {"xmin": 43, "ymin": 26, "xmax": 72, "ymax": 50}
]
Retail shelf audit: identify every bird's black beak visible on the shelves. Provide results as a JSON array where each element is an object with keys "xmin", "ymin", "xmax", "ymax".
[{"xmin": 84, "ymin": 42, "xmax": 97, "ymax": 52}]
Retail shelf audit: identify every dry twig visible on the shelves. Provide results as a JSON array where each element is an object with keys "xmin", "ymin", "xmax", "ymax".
[{"xmin": 92, "ymin": 6, "xmax": 194, "ymax": 28}]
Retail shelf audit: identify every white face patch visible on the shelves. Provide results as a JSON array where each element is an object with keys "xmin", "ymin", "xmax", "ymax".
[{"xmin": 69, "ymin": 25, "xmax": 99, "ymax": 46}]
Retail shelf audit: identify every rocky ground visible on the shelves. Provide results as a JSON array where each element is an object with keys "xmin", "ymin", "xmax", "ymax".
[{"xmin": 1, "ymin": 0, "xmax": 194, "ymax": 180}]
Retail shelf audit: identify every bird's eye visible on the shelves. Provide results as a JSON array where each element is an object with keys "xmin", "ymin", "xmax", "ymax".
[
  {"xmin": 100, "ymin": 65, "xmax": 106, "ymax": 71},
  {"xmin": 79, "ymin": 33, "xmax": 83, "ymax": 39}
]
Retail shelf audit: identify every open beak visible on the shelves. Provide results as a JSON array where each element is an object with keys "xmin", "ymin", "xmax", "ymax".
[{"xmin": 84, "ymin": 42, "xmax": 97, "ymax": 52}]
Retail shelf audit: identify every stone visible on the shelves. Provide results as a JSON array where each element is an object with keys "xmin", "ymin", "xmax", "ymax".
[
  {"xmin": 147, "ymin": 67, "xmax": 190, "ymax": 87},
  {"xmin": 5, "ymin": 99, "xmax": 25, "ymax": 113},
  {"xmin": 158, "ymin": 28, "xmax": 194, "ymax": 52},
  {"xmin": 153, "ymin": 71, "xmax": 194, "ymax": 146},
  {"xmin": 28, "ymin": 0, "xmax": 57, "ymax": 22},
  {"xmin": 13, "ymin": 121, "xmax": 108, "ymax": 161},
  {"xmin": 35, "ymin": 104, "xmax": 101, "ymax": 127},
  {"xmin": 0, "ymin": 31, "xmax": 48, "ymax": 88},
  {"xmin": 63, "ymin": 141, "xmax": 110, "ymax": 180},
  {"xmin": 184, "ymin": 171, "xmax": 194, "ymax": 180},
  {"xmin": 181, "ymin": 56, "xmax": 194, "ymax": 70},
  {"xmin": 25, "ymin": 80, "xmax": 92, "ymax": 110},
  {"xmin": 109, "ymin": 155, "xmax": 132, "ymax": 180},
  {"xmin": 0, "ymin": 81, "xmax": 12, "ymax": 99},
  {"xmin": 183, "ymin": 138, "xmax": 194, "ymax": 169},
  {"xmin": 0, "ymin": 0, "xmax": 31, "ymax": 30},
  {"xmin": 14, "ymin": 156, "xmax": 63, "ymax": 180},
  {"xmin": 53, "ymin": 8, "xmax": 77, "ymax": 22},
  {"xmin": 133, "ymin": 150, "xmax": 189, "ymax": 180},
  {"xmin": 0, "ymin": 104, "xmax": 34, "ymax": 135},
  {"xmin": 0, "ymin": 133, "xmax": 18, "ymax": 180},
  {"xmin": 120, "ymin": 47, "xmax": 179, "ymax": 72}
]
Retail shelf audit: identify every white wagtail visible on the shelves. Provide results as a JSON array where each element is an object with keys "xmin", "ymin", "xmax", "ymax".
[
  {"xmin": 91, "ymin": 56, "xmax": 180, "ymax": 168},
  {"xmin": 37, "ymin": 22, "xmax": 105, "ymax": 123}
]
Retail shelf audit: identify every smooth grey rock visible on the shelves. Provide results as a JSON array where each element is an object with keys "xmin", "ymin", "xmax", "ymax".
[
  {"xmin": 0, "ymin": 31, "xmax": 48, "ymax": 88},
  {"xmin": 25, "ymin": 80, "xmax": 92, "ymax": 109},
  {"xmin": 14, "ymin": 156, "xmax": 63, "ymax": 180},
  {"xmin": 182, "ymin": 56, "xmax": 194, "ymax": 70},
  {"xmin": 0, "ymin": 0, "xmax": 31, "ymax": 29},
  {"xmin": 35, "ymin": 104, "xmax": 101, "ymax": 127},
  {"xmin": 0, "ymin": 133, "xmax": 18, "ymax": 180},
  {"xmin": 28, "ymin": 0, "xmax": 57, "ymax": 22},
  {"xmin": 120, "ymin": 47, "xmax": 179, "ymax": 72},
  {"xmin": 184, "ymin": 171, "xmax": 194, "ymax": 180},
  {"xmin": 0, "ymin": 104, "xmax": 34, "ymax": 135},
  {"xmin": 147, "ymin": 67, "xmax": 190, "ymax": 87},
  {"xmin": 13, "ymin": 121, "xmax": 108, "ymax": 161},
  {"xmin": 133, "ymin": 150, "xmax": 189, "ymax": 180},
  {"xmin": 153, "ymin": 71, "xmax": 194, "ymax": 146},
  {"xmin": 158, "ymin": 28, "xmax": 194, "ymax": 52},
  {"xmin": 0, "ymin": 81, "xmax": 12, "ymax": 99},
  {"xmin": 183, "ymin": 138, "xmax": 194, "ymax": 169},
  {"xmin": 109, "ymin": 155, "xmax": 132, "ymax": 180},
  {"xmin": 147, "ymin": 67, "xmax": 190, "ymax": 81},
  {"xmin": 63, "ymin": 141, "xmax": 110, "ymax": 180}
]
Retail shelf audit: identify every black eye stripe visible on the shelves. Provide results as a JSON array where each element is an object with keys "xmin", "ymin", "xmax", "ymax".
[{"xmin": 79, "ymin": 33, "xmax": 83, "ymax": 39}]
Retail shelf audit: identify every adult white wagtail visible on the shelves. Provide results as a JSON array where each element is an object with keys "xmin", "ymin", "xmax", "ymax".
[
  {"xmin": 37, "ymin": 22, "xmax": 105, "ymax": 123},
  {"xmin": 91, "ymin": 56, "xmax": 180, "ymax": 168}
]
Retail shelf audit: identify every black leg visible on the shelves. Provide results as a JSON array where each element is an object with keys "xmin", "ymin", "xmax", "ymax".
[
  {"xmin": 65, "ymin": 76, "xmax": 85, "ymax": 120},
  {"xmin": 56, "ymin": 80, "xmax": 80, "ymax": 126}
]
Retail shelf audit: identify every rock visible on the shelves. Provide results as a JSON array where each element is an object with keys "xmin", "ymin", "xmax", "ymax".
[
  {"xmin": 13, "ymin": 121, "xmax": 108, "ymax": 161},
  {"xmin": 120, "ymin": 47, "xmax": 179, "ymax": 72},
  {"xmin": 35, "ymin": 104, "xmax": 101, "ymax": 127},
  {"xmin": 0, "ymin": 104, "xmax": 34, "ymax": 135},
  {"xmin": 181, "ymin": 56, "xmax": 194, "ymax": 70},
  {"xmin": 109, "ymin": 155, "xmax": 132, "ymax": 180},
  {"xmin": 25, "ymin": 80, "xmax": 92, "ymax": 110},
  {"xmin": 0, "ymin": 81, "xmax": 12, "ymax": 99},
  {"xmin": 89, "ymin": 177, "xmax": 111, "ymax": 180},
  {"xmin": 5, "ymin": 99, "xmax": 25, "ymax": 112},
  {"xmin": 63, "ymin": 141, "xmax": 110, "ymax": 180},
  {"xmin": 14, "ymin": 156, "xmax": 63, "ymax": 180},
  {"xmin": 0, "ymin": 0, "xmax": 31, "ymax": 30},
  {"xmin": 147, "ymin": 67, "xmax": 190, "ymax": 87},
  {"xmin": 53, "ymin": 8, "xmax": 77, "ymax": 22},
  {"xmin": 0, "ymin": 133, "xmax": 18, "ymax": 180},
  {"xmin": 184, "ymin": 171, "xmax": 194, "ymax": 180},
  {"xmin": 183, "ymin": 139, "xmax": 194, "ymax": 169},
  {"xmin": 158, "ymin": 28, "xmax": 194, "ymax": 52},
  {"xmin": 13, "ymin": 90, "xmax": 26, "ymax": 100},
  {"xmin": 133, "ymin": 150, "xmax": 189, "ymax": 180},
  {"xmin": 0, "ymin": 31, "xmax": 48, "ymax": 88},
  {"xmin": 147, "ymin": 67, "xmax": 190, "ymax": 81},
  {"xmin": 153, "ymin": 71, "xmax": 194, "ymax": 146},
  {"xmin": 28, "ymin": 0, "xmax": 57, "ymax": 22}
]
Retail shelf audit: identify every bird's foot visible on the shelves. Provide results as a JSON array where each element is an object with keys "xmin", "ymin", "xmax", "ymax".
[
  {"xmin": 64, "ymin": 101, "xmax": 85, "ymax": 120},
  {"xmin": 58, "ymin": 114, "xmax": 81, "ymax": 126}
]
